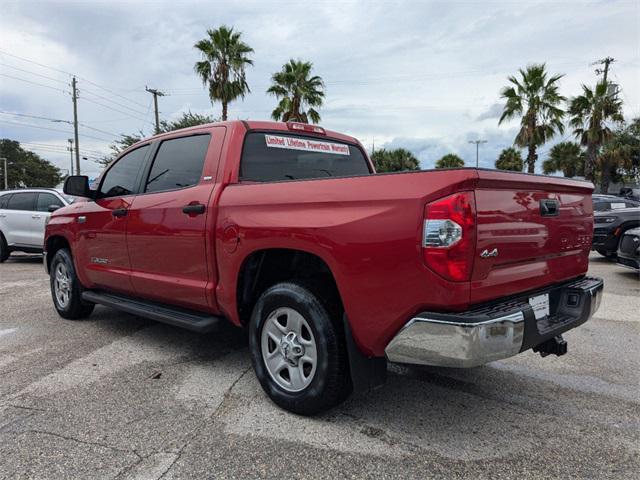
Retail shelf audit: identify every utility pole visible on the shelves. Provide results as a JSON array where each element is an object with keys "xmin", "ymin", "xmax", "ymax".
[
  {"xmin": 145, "ymin": 86, "xmax": 165, "ymax": 134},
  {"xmin": 67, "ymin": 139, "xmax": 74, "ymax": 176},
  {"xmin": 71, "ymin": 76, "xmax": 81, "ymax": 175},
  {"xmin": 468, "ymin": 140, "xmax": 487, "ymax": 168},
  {"xmin": 593, "ymin": 57, "xmax": 615, "ymax": 84},
  {"xmin": 1, "ymin": 157, "xmax": 7, "ymax": 189}
]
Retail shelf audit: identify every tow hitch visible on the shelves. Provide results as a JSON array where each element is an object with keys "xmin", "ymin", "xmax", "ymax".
[{"xmin": 533, "ymin": 335, "xmax": 568, "ymax": 358}]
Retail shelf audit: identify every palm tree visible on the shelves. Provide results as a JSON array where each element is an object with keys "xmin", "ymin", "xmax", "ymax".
[
  {"xmin": 194, "ymin": 26, "xmax": 254, "ymax": 121},
  {"xmin": 495, "ymin": 147, "xmax": 524, "ymax": 171},
  {"xmin": 542, "ymin": 141, "xmax": 584, "ymax": 177},
  {"xmin": 568, "ymin": 81, "xmax": 624, "ymax": 181},
  {"xmin": 435, "ymin": 154, "xmax": 465, "ymax": 169},
  {"xmin": 499, "ymin": 64, "xmax": 566, "ymax": 174},
  {"xmin": 371, "ymin": 148, "xmax": 420, "ymax": 173},
  {"xmin": 267, "ymin": 59, "xmax": 325, "ymax": 124}
]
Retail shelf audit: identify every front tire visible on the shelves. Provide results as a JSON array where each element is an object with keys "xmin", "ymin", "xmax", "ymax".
[
  {"xmin": 249, "ymin": 282, "xmax": 351, "ymax": 415},
  {"xmin": 596, "ymin": 249, "xmax": 616, "ymax": 259},
  {"xmin": 50, "ymin": 248, "xmax": 94, "ymax": 320}
]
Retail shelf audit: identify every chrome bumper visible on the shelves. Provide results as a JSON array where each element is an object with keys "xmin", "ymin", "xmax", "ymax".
[{"xmin": 385, "ymin": 277, "xmax": 603, "ymax": 368}]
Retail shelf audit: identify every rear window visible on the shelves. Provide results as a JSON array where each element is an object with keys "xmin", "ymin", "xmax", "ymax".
[{"xmin": 240, "ymin": 132, "xmax": 371, "ymax": 182}]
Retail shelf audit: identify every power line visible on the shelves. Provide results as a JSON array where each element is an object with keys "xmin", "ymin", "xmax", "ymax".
[
  {"xmin": 0, "ymin": 50, "xmax": 149, "ymax": 109},
  {"xmin": 0, "ymin": 62, "xmax": 69, "ymax": 84},
  {"xmin": 0, "ymin": 73, "xmax": 68, "ymax": 93},
  {"xmin": 81, "ymin": 88, "xmax": 149, "ymax": 116},
  {"xmin": 0, "ymin": 110, "xmax": 124, "ymax": 138},
  {"xmin": 19, "ymin": 141, "xmax": 106, "ymax": 156},
  {"xmin": 80, "ymin": 96, "xmax": 152, "ymax": 124},
  {"xmin": 0, "ymin": 120, "xmax": 112, "ymax": 142}
]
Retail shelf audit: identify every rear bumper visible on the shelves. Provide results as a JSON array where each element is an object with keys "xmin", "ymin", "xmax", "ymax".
[{"xmin": 385, "ymin": 276, "xmax": 603, "ymax": 368}]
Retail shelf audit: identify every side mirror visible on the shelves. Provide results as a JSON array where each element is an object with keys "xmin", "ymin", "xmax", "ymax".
[
  {"xmin": 48, "ymin": 204, "xmax": 61, "ymax": 212},
  {"xmin": 63, "ymin": 176, "xmax": 93, "ymax": 198}
]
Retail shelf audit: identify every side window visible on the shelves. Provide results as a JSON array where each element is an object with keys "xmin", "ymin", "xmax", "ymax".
[
  {"xmin": 7, "ymin": 192, "xmax": 37, "ymax": 211},
  {"xmin": 36, "ymin": 193, "xmax": 63, "ymax": 212},
  {"xmin": 0, "ymin": 194, "xmax": 10, "ymax": 209},
  {"xmin": 145, "ymin": 135, "xmax": 210, "ymax": 194},
  {"xmin": 99, "ymin": 145, "xmax": 150, "ymax": 198}
]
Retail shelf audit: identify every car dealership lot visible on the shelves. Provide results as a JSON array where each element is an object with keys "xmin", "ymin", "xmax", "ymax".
[{"xmin": 0, "ymin": 254, "xmax": 638, "ymax": 479}]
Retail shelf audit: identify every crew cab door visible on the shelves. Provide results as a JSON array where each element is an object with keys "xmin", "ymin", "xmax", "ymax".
[
  {"xmin": 126, "ymin": 129, "xmax": 225, "ymax": 312},
  {"xmin": 74, "ymin": 144, "xmax": 150, "ymax": 293}
]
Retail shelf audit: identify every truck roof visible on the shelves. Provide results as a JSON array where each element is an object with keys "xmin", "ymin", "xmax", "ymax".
[{"xmin": 139, "ymin": 120, "xmax": 360, "ymax": 147}]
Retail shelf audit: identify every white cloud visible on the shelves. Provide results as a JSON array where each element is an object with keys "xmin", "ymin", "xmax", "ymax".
[{"xmin": 0, "ymin": 0, "xmax": 638, "ymax": 178}]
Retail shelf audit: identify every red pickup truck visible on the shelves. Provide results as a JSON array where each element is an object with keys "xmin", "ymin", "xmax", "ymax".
[{"xmin": 45, "ymin": 120, "xmax": 603, "ymax": 415}]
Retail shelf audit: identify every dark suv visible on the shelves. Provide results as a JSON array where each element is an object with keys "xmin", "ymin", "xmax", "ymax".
[{"xmin": 593, "ymin": 207, "xmax": 640, "ymax": 258}]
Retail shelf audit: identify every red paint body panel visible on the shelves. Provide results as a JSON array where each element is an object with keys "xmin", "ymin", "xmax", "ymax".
[{"xmin": 45, "ymin": 120, "xmax": 595, "ymax": 358}]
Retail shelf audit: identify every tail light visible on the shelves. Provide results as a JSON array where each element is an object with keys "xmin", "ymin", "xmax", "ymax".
[{"xmin": 422, "ymin": 191, "xmax": 476, "ymax": 282}]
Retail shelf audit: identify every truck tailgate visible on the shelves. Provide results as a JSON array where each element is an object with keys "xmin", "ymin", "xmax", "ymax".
[{"xmin": 471, "ymin": 170, "xmax": 593, "ymax": 304}]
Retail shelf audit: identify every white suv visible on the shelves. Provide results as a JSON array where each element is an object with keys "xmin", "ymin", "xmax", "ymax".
[{"xmin": 0, "ymin": 188, "xmax": 73, "ymax": 262}]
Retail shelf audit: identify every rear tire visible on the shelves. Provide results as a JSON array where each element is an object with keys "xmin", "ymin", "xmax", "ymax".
[
  {"xmin": 50, "ymin": 248, "xmax": 95, "ymax": 320},
  {"xmin": 0, "ymin": 234, "xmax": 9, "ymax": 263},
  {"xmin": 249, "ymin": 281, "xmax": 351, "ymax": 415}
]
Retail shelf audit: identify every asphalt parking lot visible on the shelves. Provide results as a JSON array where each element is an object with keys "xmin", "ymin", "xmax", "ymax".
[{"xmin": 0, "ymin": 254, "xmax": 638, "ymax": 479}]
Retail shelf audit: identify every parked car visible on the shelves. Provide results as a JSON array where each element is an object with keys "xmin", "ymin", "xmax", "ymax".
[
  {"xmin": 592, "ymin": 207, "xmax": 640, "ymax": 257},
  {"xmin": 616, "ymin": 227, "xmax": 640, "ymax": 271},
  {"xmin": 592, "ymin": 194, "xmax": 640, "ymax": 211},
  {"xmin": 619, "ymin": 187, "xmax": 640, "ymax": 201},
  {"xmin": 44, "ymin": 120, "xmax": 603, "ymax": 415},
  {"xmin": 0, "ymin": 188, "xmax": 72, "ymax": 262}
]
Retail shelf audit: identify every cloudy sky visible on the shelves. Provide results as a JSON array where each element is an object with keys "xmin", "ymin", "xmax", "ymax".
[{"xmin": 1, "ymin": 0, "xmax": 639, "ymax": 178}]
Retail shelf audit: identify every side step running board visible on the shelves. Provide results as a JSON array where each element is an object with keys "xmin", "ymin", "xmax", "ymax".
[{"xmin": 82, "ymin": 291, "xmax": 222, "ymax": 333}]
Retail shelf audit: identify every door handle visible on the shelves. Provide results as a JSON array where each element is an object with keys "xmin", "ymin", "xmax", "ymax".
[
  {"xmin": 182, "ymin": 203, "xmax": 205, "ymax": 215},
  {"xmin": 32, "ymin": 214, "xmax": 42, "ymax": 219},
  {"xmin": 112, "ymin": 208, "xmax": 128, "ymax": 217}
]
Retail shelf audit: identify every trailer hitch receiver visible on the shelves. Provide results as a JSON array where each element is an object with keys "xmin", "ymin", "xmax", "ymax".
[{"xmin": 533, "ymin": 335, "xmax": 567, "ymax": 358}]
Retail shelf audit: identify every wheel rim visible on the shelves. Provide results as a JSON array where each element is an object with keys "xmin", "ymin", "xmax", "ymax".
[
  {"xmin": 261, "ymin": 307, "xmax": 318, "ymax": 392},
  {"xmin": 54, "ymin": 262, "xmax": 71, "ymax": 308}
]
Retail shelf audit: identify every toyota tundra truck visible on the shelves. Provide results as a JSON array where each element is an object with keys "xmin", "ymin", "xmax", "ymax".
[{"xmin": 45, "ymin": 120, "xmax": 603, "ymax": 415}]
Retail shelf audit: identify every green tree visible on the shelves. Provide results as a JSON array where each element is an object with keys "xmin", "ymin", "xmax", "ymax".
[
  {"xmin": 371, "ymin": 148, "xmax": 420, "ymax": 173},
  {"xmin": 499, "ymin": 64, "xmax": 566, "ymax": 174},
  {"xmin": 495, "ymin": 147, "xmax": 524, "ymax": 171},
  {"xmin": 568, "ymin": 81, "xmax": 624, "ymax": 181},
  {"xmin": 597, "ymin": 118, "xmax": 640, "ymax": 193},
  {"xmin": 194, "ymin": 26, "xmax": 254, "ymax": 121},
  {"xmin": 435, "ymin": 153, "xmax": 465, "ymax": 169},
  {"xmin": 0, "ymin": 139, "xmax": 62, "ymax": 187},
  {"xmin": 158, "ymin": 111, "xmax": 217, "ymax": 132},
  {"xmin": 98, "ymin": 112, "xmax": 218, "ymax": 167},
  {"xmin": 267, "ymin": 59, "xmax": 325, "ymax": 124},
  {"xmin": 542, "ymin": 141, "xmax": 584, "ymax": 177}
]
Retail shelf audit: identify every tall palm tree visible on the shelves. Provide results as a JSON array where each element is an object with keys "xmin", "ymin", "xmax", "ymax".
[
  {"xmin": 499, "ymin": 64, "xmax": 566, "ymax": 173},
  {"xmin": 267, "ymin": 59, "xmax": 325, "ymax": 124},
  {"xmin": 194, "ymin": 26, "xmax": 254, "ymax": 121},
  {"xmin": 568, "ymin": 81, "xmax": 624, "ymax": 181}
]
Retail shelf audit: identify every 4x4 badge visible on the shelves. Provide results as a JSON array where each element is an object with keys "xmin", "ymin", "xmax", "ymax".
[{"xmin": 480, "ymin": 248, "xmax": 499, "ymax": 258}]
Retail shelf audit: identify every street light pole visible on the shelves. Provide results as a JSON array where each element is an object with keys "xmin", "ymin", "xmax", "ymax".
[
  {"xmin": 1, "ymin": 157, "xmax": 7, "ymax": 189},
  {"xmin": 468, "ymin": 140, "xmax": 488, "ymax": 168}
]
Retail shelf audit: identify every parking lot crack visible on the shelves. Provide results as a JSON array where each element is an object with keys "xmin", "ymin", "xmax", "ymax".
[{"xmin": 26, "ymin": 429, "xmax": 141, "ymax": 458}]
